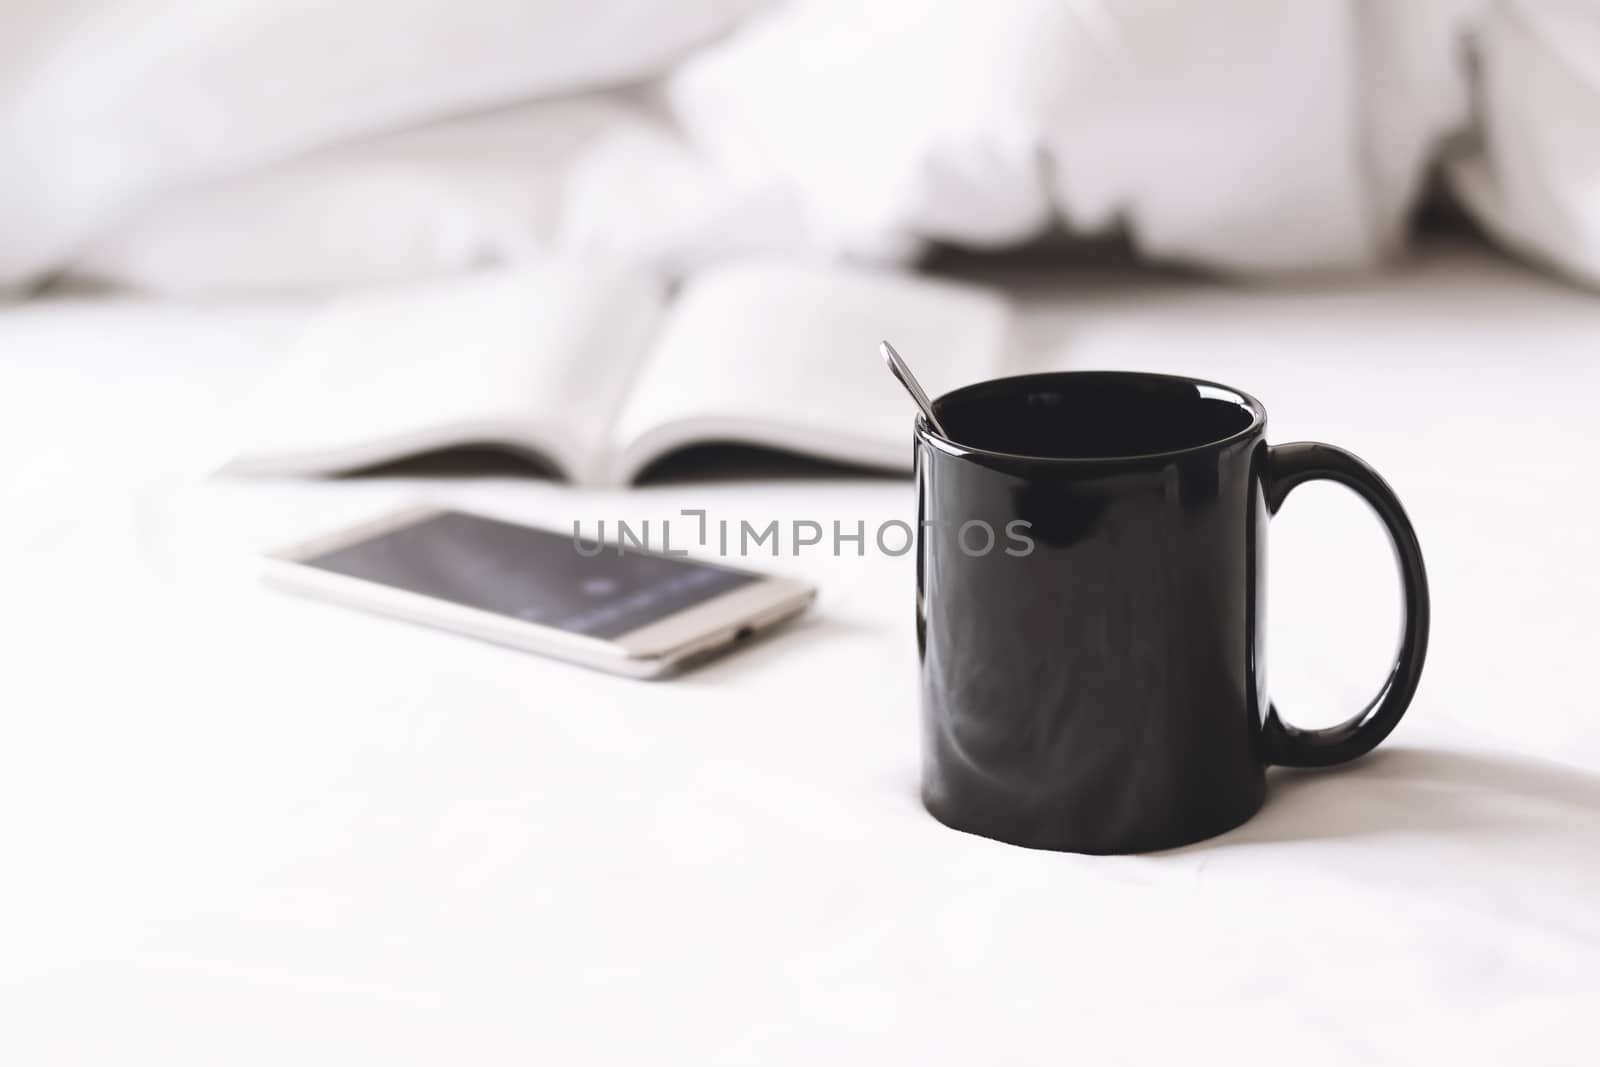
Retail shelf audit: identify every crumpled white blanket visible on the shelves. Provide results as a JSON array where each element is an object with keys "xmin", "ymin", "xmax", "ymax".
[{"xmin": 5, "ymin": 0, "xmax": 1599, "ymax": 295}]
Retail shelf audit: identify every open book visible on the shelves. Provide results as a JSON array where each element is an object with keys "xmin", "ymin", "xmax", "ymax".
[{"xmin": 224, "ymin": 259, "xmax": 1010, "ymax": 485}]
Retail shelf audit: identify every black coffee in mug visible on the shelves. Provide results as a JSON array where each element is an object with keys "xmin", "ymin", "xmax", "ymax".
[{"xmin": 915, "ymin": 371, "xmax": 1428, "ymax": 854}]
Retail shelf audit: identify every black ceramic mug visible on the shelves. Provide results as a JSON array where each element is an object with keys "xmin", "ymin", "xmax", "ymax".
[{"xmin": 915, "ymin": 371, "xmax": 1428, "ymax": 854}]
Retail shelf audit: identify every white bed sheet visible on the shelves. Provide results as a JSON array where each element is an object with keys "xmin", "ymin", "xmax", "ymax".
[{"xmin": 2, "ymin": 242, "xmax": 1598, "ymax": 1065}]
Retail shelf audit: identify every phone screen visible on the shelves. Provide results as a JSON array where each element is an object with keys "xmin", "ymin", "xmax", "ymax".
[{"xmin": 300, "ymin": 511, "xmax": 759, "ymax": 639}]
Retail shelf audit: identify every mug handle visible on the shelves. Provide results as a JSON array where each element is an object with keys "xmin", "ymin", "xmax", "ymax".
[{"xmin": 1261, "ymin": 442, "xmax": 1431, "ymax": 768}]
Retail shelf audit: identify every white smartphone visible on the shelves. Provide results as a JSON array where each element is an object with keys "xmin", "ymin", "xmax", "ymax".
[{"xmin": 264, "ymin": 505, "xmax": 816, "ymax": 679}]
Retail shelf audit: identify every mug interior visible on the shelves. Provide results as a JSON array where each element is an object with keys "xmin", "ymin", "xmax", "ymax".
[{"xmin": 932, "ymin": 372, "xmax": 1262, "ymax": 460}]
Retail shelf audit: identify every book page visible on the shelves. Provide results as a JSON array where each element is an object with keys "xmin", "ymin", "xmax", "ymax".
[
  {"xmin": 224, "ymin": 262, "xmax": 664, "ymax": 482},
  {"xmin": 607, "ymin": 261, "xmax": 1008, "ymax": 483}
]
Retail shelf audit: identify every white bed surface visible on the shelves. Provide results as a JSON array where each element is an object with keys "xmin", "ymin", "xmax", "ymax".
[{"xmin": 3, "ymin": 242, "xmax": 1598, "ymax": 1064}]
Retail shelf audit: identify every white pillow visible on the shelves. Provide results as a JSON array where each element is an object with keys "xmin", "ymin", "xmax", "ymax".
[
  {"xmin": 67, "ymin": 93, "xmax": 816, "ymax": 296},
  {"xmin": 1448, "ymin": 1, "xmax": 1600, "ymax": 290},
  {"xmin": 0, "ymin": 0, "xmax": 760, "ymax": 289},
  {"xmin": 67, "ymin": 96, "xmax": 666, "ymax": 295}
]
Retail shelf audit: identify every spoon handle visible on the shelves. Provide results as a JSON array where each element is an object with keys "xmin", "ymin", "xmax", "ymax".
[{"xmin": 879, "ymin": 340, "xmax": 949, "ymax": 438}]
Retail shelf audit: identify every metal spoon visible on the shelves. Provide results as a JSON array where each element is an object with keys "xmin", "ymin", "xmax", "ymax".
[{"xmin": 879, "ymin": 340, "xmax": 949, "ymax": 438}]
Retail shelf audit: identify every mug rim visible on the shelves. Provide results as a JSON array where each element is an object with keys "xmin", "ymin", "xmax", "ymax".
[{"xmin": 918, "ymin": 370, "xmax": 1268, "ymax": 466}]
